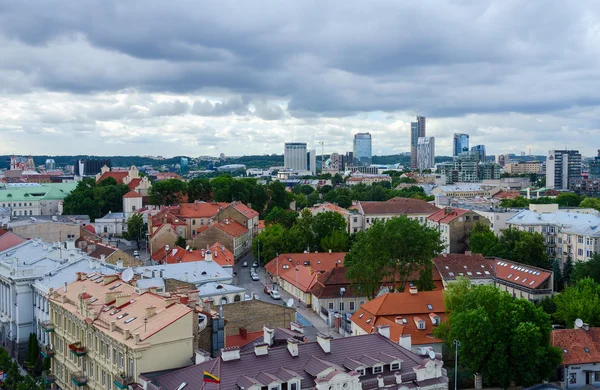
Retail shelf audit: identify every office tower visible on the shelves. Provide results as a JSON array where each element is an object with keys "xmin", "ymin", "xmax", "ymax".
[
  {"xmin": 417, "ymin": 137, "xmax": 435, "ymax": 171},
  {"xmin": 471, "ymin": 145, "xmax": 486, "ymax": 162},
  {"xmin": 308, "ymin": 149, "xmax": 317, "ymax": 175},
  {"xmin": 75, "ymin": 159, "xmax": 112, "ymax": 176},
  {"xmin": 453, "ymin": 133, "xmax": 469, "ymax": 157},
  {"xmin": 589, "ymin": 150, "xmax": 600, "ymax": 179},
  {"xmin": 547, "ymin": 150, "xmax": 582, "ymax": 190},
  {"xmin": 180, "ymin": 157, "xmax": 189, "ymax": 174},
  {"xmin": 353, "ymin": 133, "xmax": 372, "ymax": 166},
  {"xmin": 284, "ymin": 142, "xmax": 308, "ymax": 171},
  {"xmin": 45, "ymin": 159, "xmax": 56, "ymax": 170},
  {"xmin": 410, "ymin": 116, "xmax": 426, "ymax": 169}
]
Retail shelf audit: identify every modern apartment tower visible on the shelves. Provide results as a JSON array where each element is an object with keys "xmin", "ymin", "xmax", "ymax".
[
  {"xmin": 471, "ymin": 145, "xmax": 486, "ymax": 162},
  {"xmin": 453, "ymin": 133, "xmax": 469, "ymax": 157},
  {"xmin": 284, "ymin": 142, "xmax": 308, "ymax": 171},
  {"xmin": 547, "ymin": 150, "xmax": 582, "ymax": 190},
  {"xmin": 308, "ymin": 149, "xmax": 317, "ymax": 175},
  {"xmin": 180, "ymin": 157, "xmax": 189, "ymax": 174},
  {"xmin": 353, "ymin": 132, "xmax": 372, "ymax": 166},
  {"xmin": 417, "ymin": 137, "xmax": 435, "ymax": 171},
  {"xmin": 410, "ymin": 116, "xmax": 426, "ymax": 169},
  {"xmin": 75, "ymin": 159, "xmax": 112, "ymax": 177}
]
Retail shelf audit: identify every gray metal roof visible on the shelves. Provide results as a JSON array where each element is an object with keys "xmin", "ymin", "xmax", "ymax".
[{"xmin": 507, "ymin": 210, "xmax": 600, "ymax": 236}]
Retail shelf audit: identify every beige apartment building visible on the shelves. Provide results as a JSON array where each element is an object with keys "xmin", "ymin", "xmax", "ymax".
[
  {"xmin": 504, "ymin": 161, "xmax": 542, "ymax": 174},
  {"xmin": 46, "ymin": 272, "xmax": 194, "ymax": 390}
]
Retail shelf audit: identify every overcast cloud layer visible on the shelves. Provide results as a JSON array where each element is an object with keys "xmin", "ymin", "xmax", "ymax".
[{"xmin": 1, "ymin": 1, "xmax": 600, "ymax": 157}]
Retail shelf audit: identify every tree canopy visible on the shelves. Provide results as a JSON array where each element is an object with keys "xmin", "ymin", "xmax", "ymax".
[
  {"xmin": 122, "ymin": 213, "xmax": 146, "ymax": 248},
  {"xmin": 149, "ymin": 178, "xmax": 187, "ymax": 205},
  {"xmin": 62, "ymin": 177, "xmax": 130, "ymax": 221},
  {"xmin": 187, "ymin": 178, "xmax": 212, "ymax": 202},
  {"xmin": 554, "ymin": 277, "xmax": 600, "ymax": 327},
  {"xmin": 345, "ymin": 216, "xmax": 443, "ymax": 299},
  {"xmin": 571, "ymin": 253, "xmax": 600, "ymax": 284},
  {"xmin": 439, "ymin": 284, "xmax": 561, "ymax": 388}
]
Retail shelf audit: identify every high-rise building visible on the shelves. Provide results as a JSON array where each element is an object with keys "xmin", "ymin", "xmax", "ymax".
[
  {"xmin": 410, "ymin": 116, "xmax": 426, "ymax": 169},
  {"xmin": 589, "ymin": 150, "xmax": 600, "ymax": 179},
  {"xmin": 453, "ymin": 133, "xmax": 469, "ymax": 157},
  {"xmin": 45, "ymin": 159, "xmax": 56, "ymax": 170},
  {"xmin": 75, "ymin": 159, "xmax": 112, "ymax": 177},
  {"xmin": 342, "ymin": 152, "xmax": 354, "ymax": 171},
  {"xmin": 180, "ymin": 157, "xmax": 189, "ymax": 174},
  {"xmin": 353, "ymin": 133, "xmax": 372, "ymax": 166},
  {"xmin": 471, "ymin": 145, "xmax": 486, "ymax": 162},
  {"xmin": 437, "ymin": 151, "xmax": 500, "ymax": 184},
  {"xmin": 284, "ymin": 142, "xmax": 308, "ymax": 171},
  {"xmin": 308, "ymin": 149, "xmax": 317, "ymax": 175},
  {"xmin": 547, "ymin": 150, "xmax": 582, "ymax": 190},
  {"xmin": 417, "ymin": 137, "xmax": 435, "ymax": 171}
]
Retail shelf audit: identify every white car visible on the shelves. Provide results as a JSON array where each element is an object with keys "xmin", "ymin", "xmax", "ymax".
[
  {"xmin": 270, "ymin": 290, "xmax": 281, "ymax": 300},
  {"xmin": 251, "ymin": 273, "xmax": 259, "ymax": 281},
  {"xmin": 242, "ymin": 261, "xmax": 248, "ymax": 267},
  {"xmin": 252, "ymin": 261, "xmax": 259, "ymax": 268},
  {"xmin": 133, "ymin": 250, "xmax": 139, "ymax": 257}
]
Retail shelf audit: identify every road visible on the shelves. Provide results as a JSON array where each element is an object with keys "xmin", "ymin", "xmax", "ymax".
[{"xmin": 234, "ymin": 252, "xmax": 341, "ymax": 341}]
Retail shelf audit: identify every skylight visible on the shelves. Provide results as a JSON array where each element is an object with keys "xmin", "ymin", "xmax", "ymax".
[
  {"xmin": 124, "ymin": 317, "xmax": 137, "ymax": 324},
  {"xmin": 366, "ymin": 318, "xmax": 372, "ymax": 324},
  {"xmin": 427, "ymin": 304, "xmax": 433, "ymax": 310},
  {"xmin": 448, "ymin": 272, "xmax": 454, "ymax": 276},
  {"xmin": 484, "ymin": 271, "xmax": 490, "ymax": 275},
  {"xmin": 522, "ymin": 278, "xmax": 527, "ymax": 283},
  {"xmin": 563, "ymin": 349, "xmax": 568, "ymax": 354},
  {"xmin": 529, "ymin": 281, "xmax": 535, "ymax": 285},
  {"xmin": 467, "ymin": 272, "xmax": 472, "ymax": 276},
  {"xmin": 359, "ymin": 313, "xmax": 364, "ymax": 318},
  {"xmin": 117, "ymin": 313, "xmax": 128, "ymax": 320},
  {"xmin": 508, "ymin": 274, "xmax": 513, "ymax": 278},
  {"xmin": 584, "ymin": 347, "xmax": 590, "ymax": 353},
  {"xmin": 514, "ymin": 276, "xmax": 520, "ymax": 281}
]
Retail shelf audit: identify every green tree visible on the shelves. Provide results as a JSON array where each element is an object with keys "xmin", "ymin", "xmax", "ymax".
[
  {"xmin": 187, "ymin": 178, "xmax": 212, "ymax": 202},
  {"xmin": 312, "ymin": 211, "xmax": 347, "ymax": 246},
  {"xmin": 149, "ymin": 179, "xmax": 187, "ymax": 205},
  {"xmin": 62, "ymin": 177, "xmax": 129, "ymax": 221},
  {"xmin": 286, "ymin": 209, "xmax": 317, "ymax": 252},
  {"xmin": 332, "ymin": 173, "xmax": 344, "ymax": 186},
  {"xmin": 264, "ymin": 207, "xmax": 298, "ymax": 229},
  {"xmin": 318, "ymin": 185, "xmax": 333, "ymax": 194},
  {"xmin": 306, "ymin": 191, "xmax": 321, "ymax": 207},
  {"xmin": 469, "ymin": 223, "xmax": 500, "ymax": 256},
  {"xmin": 571, "ymin": 253, "xmax": 600, "ymax": 284},
  {"xmin": 122, "ymin": 213, "xmax": 146, "ymax": 249},
  {"xmin": 230, "ymin": 180, "xmax": 250, "ymax": 203},
  {"xmin": 320, "ymin": 230, "xmax": 350, "ymax": 252},
  {"xmin": 268, "ymin": 181, "xmax": 289, "ymax": 210},
  {"xmin": 553, "ymin": 259, "xmax": 564, "ymax": 292},
  {"xmin": 556, "ymin": 192, "xmax": 582, "ymax": 207},
  {"xmin": 579, "ymin": 197, "xmax": 600, "ymax": 212},
  {"xmin": 175, "ymin": 236, "xmax": 186, "ymax": 248},
  {"xmin": 443, "ymin": 285, "xmax": 561, "ymax": 388},
  {"xmin": 499, "ymin": 196, "xmax": 531, "ymax": 208},
  {"xmin": 253, "ymin": 224, "xmax": 287, "ymax": 264},
  {"xmin": 562, "ymin": 255, "xmax": 573, "ymax": 286},
  {"xmin": 345, "ymin": 217, "xmax": 443, "ymax": 299},
  {"xmin": 211, "ymin": 175, "xmax": 233, "ymax": 202},
  {"xmin": 250, "ymin": 184, "xmax": 269, "ymax": 215},
  {"xmin": 555, "ymin": 277, "xmax": 600, "ymax": 327}
]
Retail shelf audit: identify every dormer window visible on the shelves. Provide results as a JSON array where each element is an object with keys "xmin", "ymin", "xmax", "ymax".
[
  {"xmin": 357, "ymin": 368, "xmax": 366, "ymax": 376},
  {"xmin": 269, "ymin": 384, "xmax": 281, "ymax": 390},
  {"xmin": 373, "ymin": 365, "xmax": 383, "ymax": 374},
  {"xmin": 289, "ymin": 381, "xmax": 300, "ymax": 390},
  {"xmin": 390, "ymin": 362, "xmax": 400, "ymax": 370}
]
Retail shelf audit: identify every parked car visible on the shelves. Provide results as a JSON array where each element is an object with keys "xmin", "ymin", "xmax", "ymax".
[
  {"xmin": 250, "ymin": 267, "xmax": 256, "ymax": 275},
  {"xmin": 252, "ymin": 261, "xmax": 259, "ymax": 268},
  {"xmin": 251, "ymin": 273, "xmax": 259, "ymax": 281},
  {"xmin": 242, "ymin": 261, "xmax": 248, "ymax": 267},
  {"xmin": 264, "ymin": 286, "xmax": 272, "ymax": 294},
  {"xmin": 133, "ymin": 250, "xmax": 139, "ymax": 257},
  {"xmin": 270, "ymin": 290, "xmax": 281, "ymax": 300}
]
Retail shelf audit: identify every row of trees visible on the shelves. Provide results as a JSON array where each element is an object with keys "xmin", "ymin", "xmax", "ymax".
[
  {"xmin": 500, "ymin": 192, "xmax": 596, "ymax": 209},
  {"xmin": 0, "ymin": 334, "xmax": 46, "ymax": 389},
  {"xmin": 62, "ymin": 177, "xmax": 130, "ymax": 221},
  {"xmin": 539, "ymin": 277, "xmax": 600, "ymax": 327}
]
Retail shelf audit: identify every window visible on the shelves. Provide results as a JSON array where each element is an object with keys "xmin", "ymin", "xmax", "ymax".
[
  {"xmin": 349, "ymin": 302, "xmax": 355, "ymax": 311},
  {"xmin": 339, "ymin": 302, "xmax": 345, "ymax": 311},
  {"xmin": 529, "ymin": 227, "xmax": 535, "ymax": 233},
  {"xmin": 417, "ymin": 321, "xmax": 426, "ymax": 330},
  {"xmin": 129, "ymin": 358, "xmax": 134, "ymax": 375},
  {"xmin": 102, "ymin": 370, "xmax": 106, "ymax": 385},
  {"xmin": 119, "ymin": 352, "xmax": 124, "ymax": 368},
  {"xmin": 578, "ymin": 236, "xmax": 584, "ymax": 244},
  {"xmin": 270, "ymin": 385, "xmax": 280, "ymax": 390},
  {"xmin": 578, "ymin": 249, "xmax": 583, "ymax": 256},
  {"xmin": 357, "ymin": 368, "xmax": 366, "ymax": 376},
  {"xmin": 390, "ymin": 362, "xmax": 400, "ymax": 370},
  {"xmin": 373, "ymin": 365, "xmax": 383, "ymax": 374},
  {"xmin": 427, "ymin": 304, "xmax": 433, "ymax": 310},
  {"xmin": 328, "ymin": 302, "xmax": 334, "ymax": 310}
]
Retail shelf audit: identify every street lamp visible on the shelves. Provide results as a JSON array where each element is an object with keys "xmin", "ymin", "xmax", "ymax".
[
  {"xmin": 339, "ymin": 287, "xmax": 346, "ymax": 336},
  {"xmin": 453, "ymin": 339, "xmax": 461, "ymax": 390}
]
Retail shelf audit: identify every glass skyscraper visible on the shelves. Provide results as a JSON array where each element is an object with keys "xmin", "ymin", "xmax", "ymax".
[
  {"xmin": 353, "ymin": 133, "xmax": 372, "ymax": 166},
  {"xmin": 180, "ymin": 157, "xmax": 189, "ymax": 174},
  {"xmin": 471, "ymin": 145, "xmax": 486, "ymax": 162},
  {"xmin": 410, "ymin": 116, "xmax": 426, "ymax": 169},
  {"xmin": 453, "ymin": 133, "xmax": 469, "ymax": 157}
]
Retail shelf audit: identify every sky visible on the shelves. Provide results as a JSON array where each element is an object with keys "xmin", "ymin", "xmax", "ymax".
[{"xmin": 1, "ymin": 1, "xmax": 600, "ymax": 158}]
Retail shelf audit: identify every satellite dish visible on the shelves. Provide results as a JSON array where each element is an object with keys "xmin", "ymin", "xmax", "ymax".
[
  {"xmin": 122, "ymin": 268, "xmax": 134, "ymax": 283},
  {"xmin": 575, "ymin": 318, "xmax": 584, "ymax": 328},
  {"xmin": 286, "ymin": 298, "xmax": 294, "ymax": 307},
  {"xmin": 428, "ymin": 350, "xmax": 436, "ymax": 360}
]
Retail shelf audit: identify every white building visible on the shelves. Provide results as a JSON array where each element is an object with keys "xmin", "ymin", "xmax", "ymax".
[
  {"xmin": 546, "ymin": 150, "xmax": 582, "ymax": 190},
  {"xmin": 94, "ymin": 211, "xmax": 126, "ymax": 236},
  {"xmin": 309, "ymin": 149, "xmax": 317, "ymax": 175},
  {"xmin": 417, "ymin": 136, "xmax": 435, "ymax": 171},
  {"xmin": 284, "ymin": 142, "xmax": 308, "ymax": 171}
]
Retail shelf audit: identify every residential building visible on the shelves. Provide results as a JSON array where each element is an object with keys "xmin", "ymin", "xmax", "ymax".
[
  {"xmin": 353, "ymin": 132, "xmax": 373, "ymax": 166},
  {"xmin": 284, "ymin": 142, "xmax": 308, "ymax": 171},
  {"xmin": 478, "ymin": 161, "xmax": 501, "ymax": 180},
  {"xmin": 7, "ymin": 218, "xmax": 82, "ymax": 243},
  {"xmin": 589, "ymin": 150, "xmax": 600, "ymax": 179},
  {"xmin": 308, "ymin": 149, "xmax": 317, "ymax": 175},
  {"xmin": 142, "ymin": 332, "xmax": 449, "ymax": 390},
  {"xmin": 265, "ymin": 252, "xmax": 347, "ymax": 307},
  {"xmin": 431, "ymin": 183, "xmax": 500, "ymax": 207},
  {"xmin": 306, "ymin": 202, "xmax": 361, "ymax": 234},
  {"xmin": 191, "ymin": 218, "xmax": 251, "ymax": 259},
  {"xmin": 427, "ymin": 207, "xmax": 490, "ymax": 253},
  {"xmin": 410, "ymin": 116, "xmax": 426, "ymax": 169},
  {"xmin": 95, "ymin": 165, "xmax": 152, "ymax": 196},
  {"xmin": 505, "ymin": 161, "xmax": 542, "ymax": 174},
  {"xmin": 75, "ymin": 159, "xmax": 111, "ymax": 177},
  {"xmin": 547, "ymin": 150, "xmax": 582, "ymax": 190},
  {"xmin": 470, "ymin": 145, "xmax": 486, "ymax": 162},
  {"xmin": 346, "ymin": 173, "xmax": 392, "ymax": 186},
  {"xmin": 356, "ymin": 198, "xmax": 440, "ymax": 231},
  {"xmin": 570, "ymin": 177, "xmax": 600, "ymax": 198},
  {"xmin": 48, "ymin": 272, "xmax": 195, "ymax": 390},
  {"xmin": 93, "ymin": 211, "xmax": 127, "ymax": 236},
  {"xmin": 151, "ymin": 242, "xmax": 234, "ymax": 272},
  {"xmin": 417, "ymin": 137, "xmax": 435, "ymax": 171},
  {"xmin": 350, "ymin": 290, "xmax": 446, "ymax": 354},
  {"xmin": 432, "ymin": 253, "xmax": 495, "ymax": 288},
  {"xmin": 0, "ymin": 182, "xmax": 77, "ymax": 216},
  {"xmin": 172, "ymin": 201, "xmax": 228, "ymax": 239},
  {"xmin": 327, "ymin": 153, "xmax": 343, "ymax": 172},
  {"xmin": 552, "ymin": 324, "xmax": 600, "ymax": 388},
  {"xmin": 506, "ymin": 203, "xmax": 600, "ymax": 264},
  {"xmin": 123, "ymin": 190, "xmax": 143, "ymax": 219},
  {"xmin": 453, "ymin": 133, "xmax": 469, "ymax": 157},
  {"xmin": 77, "ymin": 240, "xmax": 141, "ymax": 267},
  {"xmin": 464, "ymin": 206, "xmax": 518, "ymax": 236},
  {"xmin": 436, "ymin": 152, "xmax": 501, "ymax": 184}
]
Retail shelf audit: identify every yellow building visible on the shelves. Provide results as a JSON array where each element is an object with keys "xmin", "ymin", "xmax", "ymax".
[
  {"xmin": 505, "ymin": 161, "xmax": 542, "ymax": 174},
  {"xmin": 46, "ymin": 272, "xmax": 195, "ymax": 390}
]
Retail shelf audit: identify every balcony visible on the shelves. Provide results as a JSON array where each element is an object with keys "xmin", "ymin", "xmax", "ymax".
[
  {"xmin": 40, "ymin": 344, "xmax": 55, "ymax": 358},
  {"xmin": 40, "ymin": 321, "xmax": 55, "ymax": 332},
  {"xmin": 114, "ymin": 373, "xmax": 134, "ymax": 389},
  {"xmin": 71, "ymin": 372, "xmax": 88, "ymax": 387},
  {"xmin": 68, "ymin": 342, "xmax": 87, "ymax": 357},
  {"xmin": 42, "ymin": 370, "xmax": 56, "ymax": 384}
]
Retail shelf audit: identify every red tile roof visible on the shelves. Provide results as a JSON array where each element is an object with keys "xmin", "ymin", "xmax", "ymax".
[
  {"xmin": 213, "ymin": 220, "xmax": 248, "ymax": 238},
  {"xmin": 226, "ymin": 330, "xmax": 264, "ymax": 348},
  {"xmin": 427, "ymin": 207, "xmax": 469, "ymax": 224},
  {"xmin": 258, "ymin": 220, "xmax": 265, "ymax": 229},
  {"xmin": 492, "ymin": 190, "xmax": 521, "ymax": 199},
  {"xmin": 155, "ymin": 172, "xmax": 183, "ymax": 181},
  {"xmin": 123, "ymin": 190, "xmax": 142, "ymax": 198},
  {"xmin": 177, "ymin": 202, "xmax": 229, "ymax": 218},
  {"xmin": 128, "ymin": 178, "xmax": 142, "ymax": 190},
  {"xmin": 96, "ymin": 171, "xmax": 128, "ymax": 184},
  {"xmin": 151, "ymin": 242, "xmax": 234, "ymax": 268},
  {"xmin": 552, "ymin": 328, "xmax": 600, "ymax": 365},
  {"xmin": 0, "ymin": 232, "xmax": 27, "ymax": 252},
  {"xmin": 432, "ymin": 253, "xmax": 494, "ymax": 280},
  {"xmin": 308, "ymin": 202, "xmax": 350, "ymax": 216},
  {"xmin": 359, "ymin": 198, "xmax": 439, "ymax": 215},
  {"xmin": 83, "ymin": 224, "xmax": 96, "ymax": 234},
  {"xmin": 492, "ymin": 257, "xmax": 552, "ymax": 289},
  {"xmin": 233, "ymin": 202, "xmax": 259, "ymax": 219}
]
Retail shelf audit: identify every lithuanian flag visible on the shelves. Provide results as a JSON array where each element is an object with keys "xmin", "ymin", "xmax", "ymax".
[{"xmin": 204, "ymin": 371, "xmax": 220, "ymax": 383}]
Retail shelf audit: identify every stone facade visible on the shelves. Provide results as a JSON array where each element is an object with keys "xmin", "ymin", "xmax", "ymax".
[
  {"xmin": 221, "ymin": 299, "xmax": 295, "ymax": 338},
  {"xmin": 10, "ymin": 222, "xmax": 80, "ymax": 242}
]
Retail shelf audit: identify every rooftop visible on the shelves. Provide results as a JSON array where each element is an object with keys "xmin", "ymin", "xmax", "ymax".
[
  {"xmin": 212, "ymin": 219, "xmax": 249, "ymax": 237},
  {"xmin": 552, "ymin": 327, "xmax": 600, "ymax": 365},
  {"xmin": 507, "ymin": 209, "xmax": 600, "ymax": 236},
  {"xmin": 133, "ymin": 260, "xmax": 233, "ymax": 286},
  {"xmin": 151, "ymin": 243, "xmax": 234, "ymax": 268},
  {"xmin": 359, "ymin": 198, "xmax": 439, "ymax": 216},
  {"xmin": 427, "ymin": 207, "xmax": 469, "ymax": 223},
  {"xmin": 432, "ymin": 253, "xmax": 494, "ymax": 280},
  {"xmin": 491, "ymin": 257, "xmax": 552, "ymax": 290},
  {"xmin": 232, "ymin": 202, "xmax": 259, "ymax": 219},
  {"xmin": 265, "ymin": 252, "xmax": 346, "ymax": 291},
  {"xmin": 177, "ymin": 202, "xmax": 229, "ymax": 219}
]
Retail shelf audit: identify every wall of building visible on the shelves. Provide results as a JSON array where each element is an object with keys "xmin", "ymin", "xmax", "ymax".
[
  {"xmin": 10, "ymin": 222, "xmax": 80, "ymax": 242},
  {"xmin": 448, "ymin": 212, "xmax": 489, "ymax": 253},
  {"xmin": 221, "ymin": 300, "xmax": 295, "ymax": 338},
  {"xmin": 149, "ymin": 227, "xmax": 178, "ymax": 256},
  {"xmin": 191, "ymin": 228, "xmax": 233, "ymax": 257},
  {"xmin": 563, "ymin": 363, "xmax": 600, "ymax": 388}
]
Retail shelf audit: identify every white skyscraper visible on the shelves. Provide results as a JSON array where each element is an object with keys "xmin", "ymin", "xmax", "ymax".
[
  {"xmin": 284, "ymin": 142, "xmax": 308, "ymax": 171},
  {"xmin": 308, "ymin": 149, "xmax": 317, "ymax": 175},
  {"xmin": 417, "ymin": 137, "xmax": 435, "ymax": 171}
]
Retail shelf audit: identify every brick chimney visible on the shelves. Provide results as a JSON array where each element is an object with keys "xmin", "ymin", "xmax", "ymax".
[{"xmin": 145, "ymin": 305, "xmax": 156, "ymax": 317}]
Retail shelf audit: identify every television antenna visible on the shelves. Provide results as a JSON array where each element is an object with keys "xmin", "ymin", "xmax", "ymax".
[
  {"xmin": 122, "ymin": 268, "xmax": 134, "ymax": 282},
  {"xmin": 286, "ymin": 298, "xmax": 294, "ymax": 307}
]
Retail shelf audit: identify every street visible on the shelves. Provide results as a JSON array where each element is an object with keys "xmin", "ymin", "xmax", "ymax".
[{"xmin": 234, "ymin": 252, "xmax": 341, "ymax": 341}]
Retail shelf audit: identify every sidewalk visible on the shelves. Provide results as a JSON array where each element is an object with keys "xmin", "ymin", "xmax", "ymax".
[{"xmin": 296, "ymin": 304, "xmax": 341, "ymax": 339}]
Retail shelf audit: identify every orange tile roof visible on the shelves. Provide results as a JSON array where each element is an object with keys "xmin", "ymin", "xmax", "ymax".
[
  {"xmin": 226, "ymin": 330, "xmax": 264, "ymax": 348},
  {"xmin": 128, "ymin": 178, "xmax": 142, "ymax": 190},
  {"xmin": 177, "ymin": 202, "xmax": 229, "ymax": 218},
  {"xmin": 492, "ymin": 257, "xmax": 552, "ymax": 289},
  {"xmin": 265, "ymin": 252, "xmax": 347, "ymax": 279},
  {"xmin": 155, "ymin": 172, "xmax": 183, "ymax": 181},
  {"xmin": 552, "ymin": 328, "xmax": 600, "ymax": 365},
  {"xmin": 427, "ymin": 207, "xmax": 469, "ymax": 224},
  {"xmin": 97, "ymin": 171, "xmax": 128, "ymax": 184},
  {"xmin": 213, "ymin": 220, "xmax": 248, "ymax": 238},
  {"xmin": 151, "ymin": 243, "xmax": 234, "ymax": 268},
  {"xmin": 0, "ymin": 232, "xmax": 27, "ymax": 252},
  {"xmin": 123, "ymin": 190, "xmax": 142, "ymax": 198},
  {"xmin": 350, "ymin": 290, "xmax": 446, "ymax": 345},
  {"xmin": 233, "ymin": 202, "xmax": 259, "ymax": 219},
  {"xmin": 492, "ymin": 190, "xmax": 521, "ymax": 199},
  {"xmin": 308, "ymin": 202, "xmax": 350, "ymax": 216}
]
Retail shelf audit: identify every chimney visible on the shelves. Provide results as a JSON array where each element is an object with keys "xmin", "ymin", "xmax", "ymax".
[
  {"xmin": 205, "ymin": 250, "xmax": 213, "ymax": 262},
  {"xmin": 290, "ymin": 322, "xmax": 304, "ymax": 334},
  {"xmin": 583, "ymin": 323, "xmax": 590, "ymax": 332},
  {"xmin": 329, "ymin": 249, "xmax": 332, "ymax": 253},
  {"xmin": 409, "ymin": 286, "xmax": 418, "ymax": 295},
  {"xmin": 116, "ymin": 259, "xmax": 124, "ymax": 268},
  {"xmin": 254, "ymin": 342, "xmax": 269, "ymax": 356},
  {"xmin": 399, "ymin": 334, "xmax": 412, "ymax": 351},
  {"xmin": 221, "ymin": 346, "xmax": 241, "ymax": 361},
  {"xmin": 317, "ymin": 334, "xmax": 332, "ymax": 353},
  {"xmin": 465, "ymin": 251, "xmax": 472, "ymax": 256},
  {"xmin": 377, "ymin": 324, "xmax": 391, "ymax": 339},
  {"xmin": 145, "ymin": 305, "xmax": 156, "ymax": 317},
  {"xmin": 195, "ymin": 349, "xmax": 212, "ymax": 365},
  {"xmin": 133, "ymin": 333, "xmax": 140, "ymax": 343},
  {"xmin": 201, "ymin": 249, "xmax": 205, "ymax": 257},
  {"xmin": 287, "ymin": 338, "xmax": 299, "ymax": 357},
  {"xmin": 263, "ymin": 326, "xmax": 275, "ymax": 346},
  {"xmin": 110, "ymin": 321, "xmax": 116, "ymax": 332},
  {"xmin": 124, "ymin": 329, "xmax": 131, "ymax": 339},
  {"xmin": 377, "ymin": 375, "xmax": 384, "ymax": 388},
  {"xmin": 395, "ymin": 372, "xmax": 402, "ymax": 384},
  {"xmin": 64, "ymin": 282, "xmax": 67, "ymax": 293}
]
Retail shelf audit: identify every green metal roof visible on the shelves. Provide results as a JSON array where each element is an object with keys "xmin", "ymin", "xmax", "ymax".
[{"xmin": 0, "ymin": 183, "xmax": 77, "ymax": 202}]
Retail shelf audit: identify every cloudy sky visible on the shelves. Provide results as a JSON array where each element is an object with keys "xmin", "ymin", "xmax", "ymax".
[{"xmin": 1, "ymin": 1, "xmax": 599, "ymax": 157}]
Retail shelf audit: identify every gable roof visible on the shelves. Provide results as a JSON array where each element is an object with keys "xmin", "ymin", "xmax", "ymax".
[
  {"xmin": 427, "ymin": 207, "xmax": 469, "ymax": 223},
  {"xmin": 0, "ymin": 231, "xmax": 28, "ymax": 252},
  {"xmin": 123, "ymin": 190, "xmax": 142, "ymax": 198},
  {"xmin": 552, "ymin": 328, "xmax": 600, "ymax": 365},
  {"xmin": 492, "ymin": 257, "xmax": 552, "ymax": 289},
  {"xmin": 432, "ymin": 253, "xmax": 493, "ymax": 280},
  {"xmin": 232, "ymin": 202, "xmax": 259, "ymax": 219},
  {"xmin": 212, "ymin": 220, "xmax": 249, "ymax": 238},
  {"xmin": 359, "ymin": 198, "xmax": 439, "ymax": 216},
  {"xmin": 177, "ymin": 202, "xmax": 229, "ymax": 218},
  {"xmin": 151, "ymin": 242, "xmax": 234, "ymax": 268},
  {"xmin": 97, "ymin": 171, "xmax": 128, "ymax": 184},
  {"xmin": 127, "ymin": 178, "xmax": 142, "ymax": 190}
]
